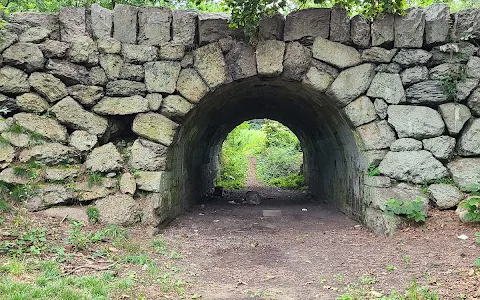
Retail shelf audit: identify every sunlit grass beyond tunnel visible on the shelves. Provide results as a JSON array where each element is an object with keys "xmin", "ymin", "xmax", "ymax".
[{"xmin": 216, "ymin": 119, "xmax": 305, "ymax": 190}]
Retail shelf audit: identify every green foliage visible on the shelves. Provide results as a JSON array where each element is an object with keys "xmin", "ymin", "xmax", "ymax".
[
  {"xmin": 367, "ymin": 164, "xmax": 380, "ymax": 176},
  {"xmin": 86, "ymin": 206, "xmax": 100, "ymax": 224},
  {"xmin": 385, "ymin": 197, "xmax": 427, "ymax": 223},
  {"xmin": 268, "ymin": 174, "xmax": 305, "ymax": 189},
  {"xmin": 87, "ymin": 172, "xmax": 104, "ymax": 188},
  {"xmin": 462, "ymin": 197, "xmax": 480, "ymax": 222},
  {"xmin": 441, "ymin": 64, "xmax": 467, "ymax": 102},
  {"xmin": 67, "ymin": 220, "xmax": 110, "ymax": 250},
  {"xmin": 0, "ymin": 227, "xmax": 48, "ymax": 256}
]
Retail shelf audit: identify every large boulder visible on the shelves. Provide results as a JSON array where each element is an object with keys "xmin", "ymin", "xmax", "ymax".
[
  {"xmin": 343, "ymin": 96, "xmax": 377, "ymax": 127},
  {"xmin": 129, "ymin": 139, "xmax": 168, "ymax": 171},
  {"xmin": 448, "ymin": 158, "xmax": 480, "ymax": 189},
  {"xmin": 28, "ymin": 72, "xmax": 67, "ymax": 102},
  {"xmin": 356, "ymin": 120, "xmax": 397, "ymax": 150},
  {"xmin": 284, "ymin": 8, "xmax": 330, "ymax": 42},
  {"xmin": 85, "ymin": 142, "xmax": 123, "ymax": 173},
  {"xmin": 457, "ymin": 118, "xmax": 480, "ymax": 156},
  {"xmin": 145, "ymin": 61, "xmax": 181, "ymax": 94},
  {"xmin": 379, "ymin": 150, "xmax": 449, "ymax": 183},
  {"xmin": 160, "ymin": 95, "xmax": 193, "ymax": 119},
  {"xmin": 326, "ymin": 63, "xmax": 375, "ymax": 107},
  {"xmin": 176, "ymin": 68, "xmax": 209, "ymax": 103},
  {"xmin": 90, "ymin": 4, "xmax": 113, "ymax": 39},
  {"xmin": 438, "ymin": 103, "xmax": 471, "ymax": 136},
  {"xmin": 93, "ymin": 95, "xmax": 149, "ymax": 115},
  {"xmin": 0, "ymin": 66, "xmax": 30, "ymax": 94},
  {"xmin": 2, "ymin": 43, "xmax": 45, "ymax": 72},
  {"xmin": 394, "ymin": 8, "xmax": 425, "ymax": 48},
  {"xmin": 312, "ymin": 37, "xmax": 360, "ymax": 69},
  {"xmin": 138, "ymin": 7, "xmax": 172, "ymax": 45},
  {"xmin": 194, "ymin": 43, "xmax": 229, "ymax": 88},
  {"xmin": 172, "ymin": 10, "xmax": 197, "ymax": 46},
  {"xmin": 365, "ymin": 183, "xmax": 428, "ymax": 212},
  {"xmin": 350, "ymin": 15, "xmax": 370, "ymax": 48},
  {"xmin": 428, "ymin": 183, "xmax": 463, "ymax": 209},
  {"xmin": 259, "ymin": 14, "xmax": 284, "ymax": 41},
  {"xmin": 15, "ymin": 93, "xmax": 49, "ymax": 113},
  {"xmin": 329, "ymin": 6, "xmax": 350, "ymax": 43},
  {"xmin": 19, "ymin": 143, "xmax": 79, "ymax": 165},
  {"xmin": 13, "ymin": 112, "xmax": 68, "ymax": 142},
  {"xmin": 59, "ymin": 7, "xmax": 87, "ymax": 42},
  {"xmin": 113, "ymin": 4, "xmax": 137, "ymax": 44},
  {"xmin": 95, "ymin": 193, "xmax": 139, "ymax": 225},
  {"xmin": 371, "ymin": 14, "xmax": 394, "ymax": 47},
  {"xmin": 68, "ymin": 36, "xmax": 99, "ymax": 66},
  {"xmin": 424, "ymin": 4, "xmax": 450, "ymax": 46},
  {"xmin": 256, "ymin": 40, "xmax": 285, "ymax": 77},
  {"xmin": 198, "ymin": 13, "xmax": 230, "ymax": 45},
  {"xmin": 422, "ymin": 135, "xmax": 456, "ymax": 160},
  {"xmin": 405, "ymin": 81, "xmax": 448, "ymax": 104},
  {"xmin": 132, "ymin": 113, "xmax": 179, "ymax": 146},
  {"xmin": 366, "ymin": 72, "xmax": 405, "ymax": 104},
  {"xmin": 387, "ymin": 105, "xmax": 445, "ymax": 139}
]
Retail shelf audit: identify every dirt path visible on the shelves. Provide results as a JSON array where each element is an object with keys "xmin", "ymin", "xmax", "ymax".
[
  {"xmin": 162, "ymin": 187, "xmax": 480, "ymax": 299},
  {"xmin": 246, "ymin": 156, "xmax": 262, "ymax": 187}
]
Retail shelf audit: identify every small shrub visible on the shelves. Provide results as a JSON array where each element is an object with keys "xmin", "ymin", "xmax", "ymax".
[
  {"xmin": 0, "ymin": 227, "xmax": 48, "ymax": 256},
  {"xmin": 385, "ymin": 198, "xmax": 427, "ymax": 223},
  {"xmin": 462, "ymin": 197, "xmax": 480, "ymax": 222},
  {"xmin": 86, "ymin": 206, "xmax": 100, "ymax": 224},
  {"xmin": 88, "ymin": 173, "xmax": 104, "ymax": 188},
  {"xmin": 367, "ymin": 164, "xmax": 380, "ymax": 176}
]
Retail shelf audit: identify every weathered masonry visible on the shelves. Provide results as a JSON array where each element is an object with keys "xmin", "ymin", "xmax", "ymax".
[{"xmin": 1, "ymin": 4, "xmax": 480, "ymax": 233}]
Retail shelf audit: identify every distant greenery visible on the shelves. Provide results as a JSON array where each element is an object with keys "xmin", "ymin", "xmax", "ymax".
[{"xmin": 217, "ymin": 119, "xmax": 304, "ymax": 190}]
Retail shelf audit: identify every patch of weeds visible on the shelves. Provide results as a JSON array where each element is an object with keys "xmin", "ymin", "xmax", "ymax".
[
  {"xmin": 433, "ymin": 177, "xmax": 456, "ymax": 185},
  {"xmin": 88, "ymin": 172, "xmax": 105, "ymax": 188},
  {"xmin": 86, "ymin": 206, "xmax": 100, "ymax": 224},
  {"xmin": 9, "ymin": 184, "xmax": 37, "ymax": 202},
  {"xmin": 0, "ymin": 259, "xmax": 26, "ymax": 276},
  {"xmin": 441, "ymin": 64, "xmax": 467, "ymax": 102},
  {"xmin": 385, "ymin": 198, "xmax": 427, "ymax": 223},
  {"xmin": 0, "ymin": 135, "xmax": 10, "ymax": 145},
  {"xmin": 104, "ymin": 224, "xmax": 129, "ymax": 241},
  {"xmin": 0, "ymin": 227, "xmax": 48, "ymax": 256},
  {"xmin": 358, "ymin": 276, "xmax": 376, "ymax": 285},
  {"xmin": 123, "ymin": 253, "xmax": 150, "ymax": 266},
  {"xmin": 169, "ymin": 249, "xmax": 182, "ymax": 259},
  {"xmin": 0, "ymin": 199, "xmax": 12, "ymax": 213},
  {"xmin": 406, "ymin": 277, "xmax": 439, "ymax": 300},
  {"xmin": 387, "ymin": 265, "xmax": 396, "ymax": 271},
  {"xmin": 403, "ymin": 254, "xmax": 411, "ymax": 266},
  {"xmin": 461, "ymin": 196, "xmax": 480, "ymax": 222},
  {"xmin": 367, "ymin": 164, "xmax": 380, "ymax": 176},
  {"xmin": 67, "ymin": 220, "xmax": 108, "ymax": 250},
  {"xmin": 9, "ymin": 123, "xmax": 25, "ymax": 134},
  {"xmin": 152, "ymin": 238, "xmax": 168, "ymax": 255},
  {"xmin": 421, "ymin": 184, "xmax": 429, "ymax": 195}
]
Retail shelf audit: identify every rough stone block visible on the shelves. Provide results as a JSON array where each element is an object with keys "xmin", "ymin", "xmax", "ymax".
[
  {"xmin": 194, "ymin": 43, "xmax": 229, "ymax": 88},
  {"xmin": 343, "ymin": 96, "xmax": 376, "ymax": 127},
  {"xmin": 424, "ymin": 4, "xmax": 450, "ymax": 46},
  {"xmin": 394, "ymin": 8, "xmax": 425, "ymax": 48},
  {"xmin": 85, "ymin": 142, "xmax": 123, "ymax": 172},
  {"xmin": 356, "ymin": 120, "xmax": 396, "ymax": 150},
  {"xmin": 387, "ymin": 105, "xmax": 445, "ymax": 139},
  {"xmin": 9, "ymin": 12, "xmax": 60, "ymax": 40},
  {"xmin": 350, "ymin": 15, "xmax": 370, "ymax": 48},
  {"xmin": 160, "ymin": 95, "xmax": 193, "ymax": 119},
  {"xmin": 172, "ymin": 10, "xmax": 197, "ymax": 46},
  {"xmin": 176, "ymin": 68, "xmax": 209, "ymax": 103},
  {"xmin": 138, "ymin": 7, "xmax": 172, "ymax": 45},
  {"xmin": 105, "ymin": 80, "xmax": 146, "ymax": 97},
  {"xmin": 113, "ymin": 4, "xmax": 138, "ymax": 44},
  {"xmin": 371, "ymin": 14, "xmax": 394, "ymax": 47},
  {"xmin": 59, "ymin": 7, "xmax": 87, "ymax": 42},
  {"xmin": 0, "ymin": 66, "xmax": 30, "ymax": 94},
  {"xmin": 198, "ymin": 13, "xmax": 231, "ymax": 45},
  {"xmin": 46, "ymin": 59, "xmax": 89, "ymax": 85},
  {"xmin": 438, "ymin": 103, "xmax": 471, "ymax": 136},
  {"xmin": 284, "ymin": 8, "xmax": 330, "ymax": 42},
  {"xmin": 89, "ymin": 3, "xmax": 113, "ymax": 39},
  {"xmin": 68, "ymin": 36, "xmax": 99, "ymax": 66},
  {"xmin": 13, "ymin": 112, "xmax": 67, "ymax": 142},
  {"xmin": 448, "ymin": 157, "xmax": 480, "ymax": 189},
  {"xmin": 390, "ymin": 138, "xmax": 422, "ymax": 151},
  {"xmin": 225, "ymin": 41, "xmax": 257, "ymax": 81},
  {"xmin": 132, "ymin": 113, "xmax": 179, "ymax": 146},
  {"xmin": 145, "ymin": 61, "xmax": 181, "ymax": 94},
  {"xmin": 3, "ymin": 43, "xmax": 45, "ymax": 72},
  {"xmin": 423, "ymin": 135, "xmax": 455, "ymax": 160},
  {"xmin": 454, "ymin": 8, "xmax": 480, "ymax": 41},
  {"xmin": 259, "ymin": 14, "xmax": 284, "ymax": 41},
  {"xmin": 367, "ymin": 72, "xmax": 405, "ymax": 104},
  {"xmin": 457, "ymin": 118, "xmax": 480, "ymax": 156},
  {"xmin": 256, "ymin": 40, "xmax": 285, "ymax": 77},
  {"xmin": 282, "ymin": 42, "xmax": 311, "ymax": 81},
  {"xmin": 312, "ymin": 37, "xmax": 360, "ymax": 69},
  {"xmin": 405, "ymin": 80, "xmax": 448, "ymax": 104},
  {"xmin": 329, "ymin": 6, "xmax": 350, "ymax": 44},
  {"xmin": 129, "ymin": 139, "xmax": 168, "ymax": 171},
  {"xmin": 93, "ymin": 95, "xmax": 149, "ymax": 115}
]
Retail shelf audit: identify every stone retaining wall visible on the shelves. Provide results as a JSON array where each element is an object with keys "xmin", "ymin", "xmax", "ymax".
[{"xmin": 1, "ymin": 4, "xmax": 480, "ymax": 233}]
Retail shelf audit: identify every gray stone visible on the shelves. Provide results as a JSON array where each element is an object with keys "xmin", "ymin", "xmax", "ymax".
[
  {"xmin": 394, "ymin": 8, "xmax": 425, "ymax": 48},
  {"xmin": 256, "ymin": 40, "xmax": 285, "ymax": 77},
  {"xmin": 466, "ymin": 56, "xmax": 480, "ymax": 79},
  {"xmin": 405, "ymin": 81, "xmax": 448, "ymax": 104},
  {"xmin": 457, "ymin": 118, "xmax": 480, "ymax": 156},
  {"xmin": 356, "ymin": 120, "xmax": 396, "ymax": 150},
  {"xmin": 138, "ymin": 7, "xmax": 172, "ymax": 45},
  {"xmin": 68, "ymin": 36, "xmax": 98, "ymax": 66},
  {"xmin": 0, "ymin": 167, "xmax": 29, "ymax": 184},
  {"xmin": 59, "ymin": 7, "xmax": 87, "ymax": 42},
  {"xmin": 393, "ymin": 49, "xmax": 432, "ymax": 67},
  {"xmin": 3, "ymin": 43, "xmax": 44, "ymax": 72},
  {"xmin": 88, "ymin": 67, "xmax": 107, "ymax": 86},
  {"xmin": 302, "ymin": 65, "xmax": 334, "ymax": 93},
  {"xmin": 282, "ymin": 42, "xmax": 311, "ymax": 81},
  {"xmin": 41, "ymin": 206, "xmax": 88, "ymax": 222},
  {"xmin": 366, "ymin": 183, "xmax": 428, "ymax": 212},
  {"xmin": 113, "ymin": 4, "xmax": 137, "ymax": 44},
  {"xmin": 361, "ymin": 47, "xmax": 397, "ymax": 63},
  {"xmin": 172, "ymin": 10, "xmax": 197, "ymax": 46},
  {"xmin": 448, "ymin": 158, "xmax": 480, "ymax": 189},
  {"xmin": 343, "ymin": 96, "xmax": 377, "ymax": 127},
  {"xmin": 0, "ymin": 144, "xmax": 14, "ymax": 170},
  {"xmin": 19, "ymin": 27, "xmax": 51, "ymax": 43},
  {"xmin": 367, "ymin": 73, "xmax": 405, "ymax": 104},
  {"xmin": 379, "ymin": 150, "xmax": 448, "ymax": 184},
  {"xmin": 28, "ymin": 185, "xmax": 76, "ymax": 211},
  {"xmin": 120, "ymin": 172, "xmax": 136, "ymax": 195},
  {"xmin": 39, "ymin": 40, "xmax": 69, "ymax": 58},
  {"xmin": 68, "ymin": 85, "xmax": 104, "ymax": 106},
  {"xmin": 93, "ymin": 95, "xmax": 149, "ymax": 115},
  {"xmin": 136, "ymin": 171, "xmax": 163, "ymax": 192},
  {"xmin": 44, "ymin": 166, "xmax": 80, "ymax": 181},
  {"xmin": 284, "ymin": 8, "xmax": 330, "ymax": 42},
  {"xmin": 121, "ymin": 44, "xmax": 157, "ymax": 64},
  {"xmin": 330, "ymin": 6, "xmax": 350, "ymax": 43},
  {"xmin": 364, "ymin": 207, "xmax": 408, "ymax": 235},
  {"xmin": 457, "ymin": 78, "xmax": 479, "ymax": 101},
  {"xmin": 85, "ymin": 142, "xmax": 123, "ymax": 172},
  {"xmin": 158, "ymin": 43, "xmax": 185, "ymax": 60},
  {"xmin": 146, "ymin": 93, "xmax": 163, "ymax": 111},
  {"xmin": 198, "ymin": 13, "xmax": 230, "ymax": 45},
  {"xmin": 468, "ymin": 88, "xmax": 480, "ymax": 116},
  {"xmin": 97, "ymin": 37, "xmax": 121, "ymax": 54},
  {"xmin": 429, "ymin": 63, "xmax": 462, "ymax": 80},
  {"xmin": 439, "ymin": 103, "xmax": 472, "ymax": 136},
  {"xmin": 176, "ymin": 68, "xmax": 209, "ymax": 103},
  {"xmin": 160, "ymin": 95, "xmax": 193, "ymax": 119},
  {"xmin": 401, "ymin": 66, "xmax": 429, "ymax": 86},
  {"xmin": 16, "ymin": 93, "xmax": 49, "ymax": 113},
  {"xmin": 194, "ymin": 43, "xmax": 229, "ymax": 88},
  {"xmin": 225, "ymin": 41, "xmax": 257, "ymax": 80},
  {"xmin": 374, "ymin": 98, "xmax": 388, "ymax": 119},
  {"xmin": 364, "ymin": 175, "xmax": 391, "ymax": 188},
  {"xmin": 105, "ymin": 80, "xmax": 146, "ymax": 97},
  {"xmin": 50, "ymin": 97, "xmax": 109, "ymax": 136},
  {"xmin": 95, "ymin": 194, "xmax": 139, "ymax": 225},
  {"xmin": 350, "ymin": 15, "xmax": 370, "ymax": 48},
  {"xmin": 1, "ymin": 132, "xmax": 30, "ymax": 148},
  {"xmin": 423, "ymin": 135, "xmax": 456, "ymax": 160},
  {"xmin": 120, "ymin": 63, "xmax": 144, "ymax": 82},
  {"xmin": 454, "ymin": 8, "xmax": 480, "ymax": 42},
  {"xmin": 425, "ymin": 4, "xmax": 450, "ymax": 46},
  {"xmin": 19, "ymin": 143, "xmax": 79, "ymax": 165},
  {"xmin": 29, "ymin": 72, "xmax": 67, "ymax": 102},
  {"xmin": 311, "ymin": 59, "xmax": 339, "ymax": 78},
  {"xmin": 387, "ymin": 105, "xmax": 445, "ymax": 139},
  {"xmin": 430, "ymin": 42, "xmax": 478, "ymax": 65},
  {"xmin": 90, "ymin": 4, "xmax": 113, "ymax": 39},
  {"xmin": 390, "ymin": 138, "xmax": 423, "ymax": 151},
  {"xmin": 13, "ymin": 112, "xmax": 67, "ymax": 142},
  {"xmin": 312, "ymin": 37, "xmax": 360, "ymax": 69},
  {"xmin": 145, "ymin": 61, "xmax": 181, "ymax": 93},
  {"xmin": 129, "ymin": 139, "xmax": 167, "ymax": 171},
  {"xmin": 75, "ymin": 179, "xmax": 116, "ymax": 201},
  {"xmin": 371, "ymin": 14, "xmax": 394, "ymax": 47},
  {"xmin": 46, "ymin": 59, "xmax": 89, "ymax": 85},
  {"xmin": 375, "ymin": 63, "xmax": 401, "ymax": 74},
  {"xmin": 259, "ymin": 14, "xmax": 284, "ymax": 40},
  {"xmin": 0, "ymin": 32, "xmax": 17, "ymax": 53},
  {"xmin": 99, "ymin": 54, "xmax": 123, "ymax": 80},
  {"xmin": 69, "ymin": 130, "xmax": 97, "ymax": 151},
  {"xmin": 326, "ymin": 63, "xmax": 375, "ymax": 107},
  {"xmin": 132, "ymin": 113, "xmax": 179, "ymax": 146},
  {"xmin": 363, "ymin": 149, "xmax": 388, "ymax": 166}
]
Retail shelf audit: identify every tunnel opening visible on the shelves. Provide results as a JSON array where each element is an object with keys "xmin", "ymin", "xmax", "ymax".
[{"xmin": 167, "ymin": 77, "xmax": 366, "ymax": 220}]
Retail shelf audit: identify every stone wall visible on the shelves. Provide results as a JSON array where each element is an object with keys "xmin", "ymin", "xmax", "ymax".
[{"xmin": 1, "ymin": 4, "xmax": 480, "ymax": 233}]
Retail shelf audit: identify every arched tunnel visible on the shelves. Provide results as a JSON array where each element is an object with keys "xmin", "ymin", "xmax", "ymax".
[{"xmin": 167, "ymin": 76, "xmax": 367, "ymax": 219}]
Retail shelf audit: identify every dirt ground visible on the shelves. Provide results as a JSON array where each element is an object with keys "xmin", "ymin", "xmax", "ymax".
[{"xmin": 159, "ymin": 187, "xmax": 480, "ymax": 299}]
